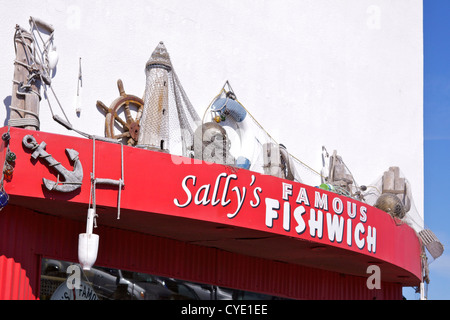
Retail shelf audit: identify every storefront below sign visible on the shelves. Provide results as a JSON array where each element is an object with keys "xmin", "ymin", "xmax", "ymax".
[{"xmin": 39, "ymin": 258, "xmax": 289, "ymax": 300}]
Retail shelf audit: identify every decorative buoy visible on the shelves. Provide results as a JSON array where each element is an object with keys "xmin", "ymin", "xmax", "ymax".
[
  {"xmin": 236, "ymin": 156, "xmax": 251, "ymax": 170},
  {"xmin": 78, "ymin": 208, "xmax": 99, "ymax": 270},
  {"xmin": 6, "ymin": 151, "xmax": 16, "ymax": 163},
  {"xmin": 3, "ymin": 163, "xmax": 14, "ymax": 180},
  {"xmin": 374, "ymin": 193, "xmax": 406, "ymax": 219},
  {"xmin": 2, "ymin": 132, "xmax": 10, "ymax": 142},
  {"xmin": 47, "ymin": 45, "xmax": 59, "ymax": 70},
  {"xmin": 0, "ymin": 190, "xmax": 9, "ymax": 209},
  {"xmin": 319, "ymin": 183, "xmax": 335, "ymax": 192}
]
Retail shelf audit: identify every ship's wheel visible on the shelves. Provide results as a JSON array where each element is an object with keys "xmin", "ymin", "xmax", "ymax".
[{"xmin": 96, "ymin": 79, "xmax": 144, "ymax": 146}]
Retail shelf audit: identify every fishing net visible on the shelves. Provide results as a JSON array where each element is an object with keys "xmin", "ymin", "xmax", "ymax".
[
  {"xmin": 363, "ymin": 167, "xmax": 444, "ymax": 265},
  {"xmin": 319, "ymin": 147, "xmax": 366, "ymax": 201},
  {"xmin": 198, "ymin": 83, "xmax": 443, "ymax": 268},
  {"xmin": 130, "ymin": 46, "xmax": 324, "ymax": 188},
  {"xmin": 137, "ymin": 42, "xmax": 201, "ymax": 157},
  {"xmin": 197, "ymin": 81, "xmax": 324, "ymax": 186},
  {"xmin": 138, "ymin": 59, "xmax": 444, "ymax": 268},
  {"xmin": 363, "ymin": 167, "xmax": 419, "ymax": 225}
]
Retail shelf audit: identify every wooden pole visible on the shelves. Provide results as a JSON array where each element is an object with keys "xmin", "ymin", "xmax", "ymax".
[
  {"xmin": 10, "ymin": 24, "xmax": 40, "ymax": 130},
  {"xmin": 10, "ymin": 25, "xmax": 31, "ymax": 120}
]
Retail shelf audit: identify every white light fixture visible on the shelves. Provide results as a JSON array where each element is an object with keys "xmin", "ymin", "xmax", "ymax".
[{"xmin": 78, "ymin": 208, "xmax": 99, "ymax": 270}]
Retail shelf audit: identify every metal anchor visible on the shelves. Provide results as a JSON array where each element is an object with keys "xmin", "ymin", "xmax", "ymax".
[{"xmin": 23, "ymin": 135, "xmax": 83, "ymax": 192}]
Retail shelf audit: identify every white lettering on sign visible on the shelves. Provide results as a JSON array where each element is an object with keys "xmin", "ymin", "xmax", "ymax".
[
  {"xmin": 264, "ymin": 191, "xmax": 376, "ymax": 253},
  {"xmin": 174, "ymin": 173, "xmax": 261, "ymax": 219},
  {"xmin": 174, "ymin": 173, "xmax": 377, "ymax": 253}
]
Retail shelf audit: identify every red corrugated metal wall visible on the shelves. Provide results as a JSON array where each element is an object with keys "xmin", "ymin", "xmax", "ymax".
[
  {"xmin": 0, "ymin": 205, "xmax": 403, "ymax": 300},
  {"xmin": 0, "ymin": 256, "xmax": 36, "ymax": 300}
]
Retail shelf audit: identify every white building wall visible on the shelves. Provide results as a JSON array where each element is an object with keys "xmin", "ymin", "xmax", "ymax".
[{"xmin": 0, "ymin": 0, "xmax": 424, "ymax": 227}]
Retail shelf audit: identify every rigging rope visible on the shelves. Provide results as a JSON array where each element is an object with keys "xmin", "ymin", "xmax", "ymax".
[{"xmin": 202, "ymin": 85, "xmax": 324, "ymax": 179}]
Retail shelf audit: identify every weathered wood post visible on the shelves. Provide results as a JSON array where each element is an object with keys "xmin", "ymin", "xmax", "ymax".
[
  {"xmin": 10, "ymin": 24, "xmax": 40, "ymax": 130},
  {"xmin": 10, "ymin": 26, "xmax": 31, "ymax": 121}
]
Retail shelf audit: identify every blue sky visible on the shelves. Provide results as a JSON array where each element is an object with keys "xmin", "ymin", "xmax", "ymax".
[{"xmin": 403, "ymin": 0, "xmax": 450, "ymax": 300}]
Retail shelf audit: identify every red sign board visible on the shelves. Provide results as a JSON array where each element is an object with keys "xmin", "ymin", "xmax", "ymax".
[{"xmin": 1, "ymin": 127, "xmax": 422, "ymax": 283}]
